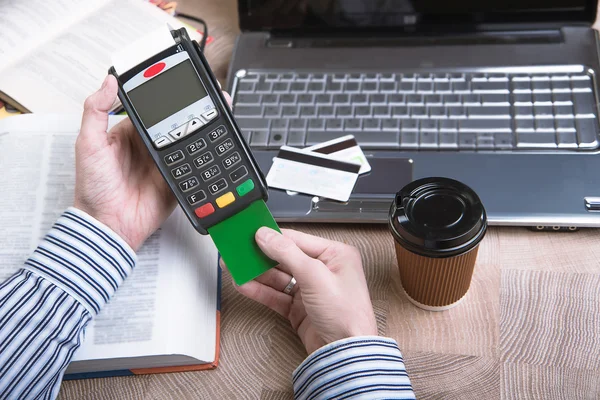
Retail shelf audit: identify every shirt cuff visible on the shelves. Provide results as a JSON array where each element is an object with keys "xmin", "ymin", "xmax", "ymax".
[
  {"xmin": 23, "ymin": 207, "xmax": 137, "ymax": 316},
  {"xmin": 293, "ymin": 336, "xmax": 415, "ymax": 400}
]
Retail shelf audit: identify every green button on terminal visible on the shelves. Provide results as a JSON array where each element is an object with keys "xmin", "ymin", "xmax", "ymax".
[{"xmin": 236, "ymin": 179, "xmax": 254, "ymax": 197}]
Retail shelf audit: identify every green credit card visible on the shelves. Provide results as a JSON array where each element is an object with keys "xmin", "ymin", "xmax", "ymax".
[{"xmin": 208, "ymin": 200, "xmax": 280, "ymax": 285}]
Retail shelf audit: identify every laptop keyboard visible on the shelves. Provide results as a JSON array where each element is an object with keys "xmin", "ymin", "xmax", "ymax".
[{"xmin": 232, "ymin": 70, "xmax": 599, "ymax": 151}]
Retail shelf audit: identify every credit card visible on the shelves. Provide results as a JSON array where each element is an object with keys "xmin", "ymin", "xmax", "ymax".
[
  {"xmin": 267, "ymin": 146, "xmax": 361, "ymax": 202},
  {"xmin": 304, "ymin": 135, "xmax": 371, "ymax": 175}
]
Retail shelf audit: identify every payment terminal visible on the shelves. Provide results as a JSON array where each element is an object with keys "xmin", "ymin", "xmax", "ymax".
[{"xmin": 109, "ymin": 27, "xmax": 279, "ymax": 285}]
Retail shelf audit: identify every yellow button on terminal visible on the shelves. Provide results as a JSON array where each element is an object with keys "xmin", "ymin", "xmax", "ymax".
[{"xmin": 216, "ymin": 192, "xmax": 235, "ymax": 208}]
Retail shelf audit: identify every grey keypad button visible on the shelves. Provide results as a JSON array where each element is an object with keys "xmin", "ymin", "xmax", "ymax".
[
  {"xmin": 308, "ymin": 82, "xmax": 325, "ymax": 92},
  {"xmin": 513, "ymin": 93, "xmax": 533, "ymax": 104},
  {"xmin": 452, "ymin": 81, "xmax": 470, "ymax": 93},
  {"xmin": 401, "ymin": 119, "xmax": 419, "ymax": 131},
  {"xmin": 265, "ymin": 73, "xmax": 279, "ymax": 81},
  {"xmin": 388, "ymin": 94, "xmax": 405, "ymax": 105},
  {"xmin": 348, "ymin": 73, "xmax": 362, "ymax": 81},
  {"xmin": 468, "ymin": 106, "xmax": 510, "ymax": 118},
  {"xmin": 425, "ymin": 94, "xmax": 443, "ymax": 105},
  {"xmin": 297, "ymin": 94, "xmax": 314, "ymax": 104},
  {"xmin": 355, "ymin": 106, "xmax": 371, "ymax": 116},
  {"xmin": 290, "ymin": 82, "xmax": 307, "ymax": 92},
  {"xmin": 448, "ymin": 106, "xmax": 466, "ymax": 118},
  {"xmin": 318, "ymin": 106, "xmax": 335, "ymax": 117},
  {"xmin": 332, "ymin": 74, "xmax": 347, "ymax": 81},
  {"xmin": 255, "ymin": 82, "xmax": 273, "ymax": 92},
  {"xmin": 345, "ymin": 82, "xmax": 360, "ymax": 92},
  {"xmin": 272, "ymin": 82, "xmax": 289, "ymax": 92},
  {"xmin": 517, "ymin": 132, "xmax": 557, "ymax": 148},
  {"xmin": 237, "ymin": 81, "xmax": 255, "ymax": 92},
  {"xmin": 401, "ymin": 73, "xmax": 417, "ymax": 81},
  {"xmin": 268, "ymin": 131, "xmax": 287, "ymax": 147},
  {"xmin": 308, "ymin": 119, "xmax": 326, "ymax": 130},
  {"xmin": 296, "ymin": 73, "xmax": 310, "ymax": 81},
  {"xmin": 462, "ymin": 94, "xmax": 480, "ymax": 105},
  {"xmin": 326, "ymin": 81, "xmax": 343, "ymax": 92},
  {"xmin": 280, "ymin": 73, "xmax": 294, "ymax": 81},
  {"xmin": 271, "ymin": 119, "xmax": 289, "ymax": 130},
  {"xmin": 351, "ymin": 94, "xmax": 368, "ymax": 104},
  {"xmin": 411, "ymin": 106, "xmax": 427, "ymax": 118},
  {"xmin": 400, "ymin": 131, "xmax": 419, "ymax": 149},
  {"xmin": 282, "ymin": 105, "xmax": 300, "ymax": 117},
  {"xmin": 458, "ymin": 133, "xmax": 477, "ymax": 149},
  {"xmin": 406, "ymin": 94, "xmax": 424, "ymax": 105},
  {"xmin": 315, "ymin": 94, "xmax": 332, "ymax": 104},
  {"xmin": 417, "ymin": 82, "xmax": 434, "ymax": 93},
  {"xmin": 363, "ymin": 119, "xmax": 381, "ymax": 129},
  {"xmin": 325, "ymin": 119, "xmax": 343, "ymax": 130},
  {"xmin": 477, "ymin": 133, "xmax": 495, "ymax": 149},
  {"xmin": 556, "ymin": 119, "xmax": 575, "ymax": 132},
  {"xmin": 262, "ymin": 94, "xmax": 279, "ymax": 104},
  {"xmin": 289, "ymin": 118, "xmax": 307, "ymax": 130},
  {"xmin": 439, "ymin": 120, "xmax": 458, "ymax": 131},
  {"xmin": 344, "ymin": 131, "xmax": 399, "ymax": 149},
  {"xmin": 300, "ymin": 105, "xmax": 317, "ymax": 117},
  {"xmin": 234, "ymin": 105, "xmax": 263, "ymax": 117},
  {"xmin": 443, "ymin": 94, "xmax": 461, "ymax": 105},
  {"xmin": 392, "ymin": 106, "xmax": 409, "ymax": 117},
  {"xmin": 495, "ymin": 133, "xmax": 513, "ymax": 149},
  {"xmin": 459, "ymin": 119, "xmax": 512, "ymax": 132},
  {"xmin": 382, "ymin": 119, "xmax": 400, "ymax": 131},
  {"xmin": 333, "ymin": 94, "xmax": 350, "ymax": 104},
  {"xmin": 345, "ymin": 119, "xmax": 362, "ymax": 130},
  {"xmin": 380, "ymin": 73, "xmax": 395, "ymax": 81},
  {"xmin": 370, "ymin": 94, "xmax": 387, "ymax": 104},
  {"xmin": 572, "ymin": 79, "xmax": 593, "ymax": 91},
  {"xmin": 372, "ymin": 106, "xmax": 390, "ymax": 117},
  {"xmin": 554, "ymin": 105, "xmax": 574, "ymax": 117},
  {"xmin": 551, "ymin": 80, "xmax": 571, "ymax": 92},
  {"xmin": 573, "ymin": 91, "xmax": 596, "ymax": 117},
  {"xmin": 236, "ymin": 118, "xmax": 270, "ymax": 131},
  {"xmin": 280, "ymin": 94, "xmax": 296, "ymax": 104},
  {"xmin": 472, "ymin": 81, "xmax": 509, "ymax": 92},
  {"xmin": 535, "ymin": 118, "xmax": 555, "ymax": 131},
  {"xmin": 287, "ymin": 130, "xmax": 306, "ymax": 147},
  {"xmin": 434, "ymin": 82, "xmax": 452, "ymax": 93},
  {"xmin": 362, "ymin": 82, "xmax": 378, "ymax": 92},
  {"xmin": 534, "ymin": 105, "xmax": 554, "ymax": 118},
  {"xmin": 516, "ymin": 119, "xmax": 535, "ymax": 132},
  {"xmin": 398, "ymin": 82, "xmax": 415, "ymax": 92},
  {"xmin": 553, "ymin": 92, "xmax": 573, "ymax": 104},
  {"xmin": 235, "ymin": 93, "xmax": 261, "ymax": 105},
  {"xmin": 380, "ymin": 82, "xmax": 397, "ymax": 93},
  {"xmin": 336, "ymin": 106, "xmax": 353, "ymax": 117},
  {"xmin": 575, "ymin": 118, "xmax": 600, "ymax": 148},
  {"xmin": 514, "ymin": 105, "xmax": 534, "ymax": 118},
  {"xmin": 420, "ymin": 120, "xmax": 437, "ymax": 131},
  {"xmin": 439, "ymin": 132, "xmax": 458, "ymax": 148},
  {"xmin": 263, "ymin": 105, "xmax": 281, "ymax": 117},
  {"xmin": 481, "ymin": 93, "xmax": 510, "ymax": 104},
  {"xmin": 532, "ymin": 80, "xmax": 551, "ymax": 92},
  {"xmin": 557, "ymin": 131, "xmax": 578, "ymax": 148},
  {"xmin": 420, "ymin": 131, "xmax": 438, "ymax": 148},
  {"xmin": 250, "ymin": 130, "xmax": 269, "ymax": 146},
  {"xmin": 429, "ymin": 106, "xmax": 446, "ymax": 118}
]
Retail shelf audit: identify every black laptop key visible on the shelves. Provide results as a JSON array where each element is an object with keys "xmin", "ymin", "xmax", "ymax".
[
  {"xmin": 573, "ymin": 92, "xmax": 596, "ymax": 117},
  {"xmin": 575, "ymin": 118, "xmax": 600, "ymax": 148},
  {"xmin": 234, "ymin": 105, "xmax": 263, "ymax": 117}
]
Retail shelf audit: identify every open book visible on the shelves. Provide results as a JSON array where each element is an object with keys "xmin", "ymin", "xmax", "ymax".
[
  {"xmin": 0, "ymin": 0, "xmax": 200, "ymax": 113},
  {"xmin": 0, "ymin": 114, "xmax": 220, "ymax": 378}
]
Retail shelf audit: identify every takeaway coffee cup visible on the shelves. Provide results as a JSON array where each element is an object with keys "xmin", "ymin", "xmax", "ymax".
[{"xmin": 388, "ymin": 177, "xmax": 487, "ymax": 311}]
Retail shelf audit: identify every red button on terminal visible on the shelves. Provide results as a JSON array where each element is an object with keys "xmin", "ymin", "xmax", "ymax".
[
  {"xmin": 144, "ymin": 62, "xmax": 166, "ymax": 78},
  {"xmin": 195, "ymin": 203, "xmax": 215, "ymax": 218}
]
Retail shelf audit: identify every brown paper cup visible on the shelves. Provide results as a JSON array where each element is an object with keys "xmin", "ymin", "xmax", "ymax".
[{"xmin": 389, "ymin": 177, "xmax": 487, "ymax": 311}]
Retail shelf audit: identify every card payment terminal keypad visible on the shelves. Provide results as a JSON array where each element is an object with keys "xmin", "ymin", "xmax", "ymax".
[{"xmin": 163, "ymin": 124, "xmax": 253, "ymax": 219}]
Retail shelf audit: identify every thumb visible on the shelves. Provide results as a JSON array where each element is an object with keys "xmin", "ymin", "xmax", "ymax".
[
  {"xmin": 255, "ymin": 227, "xmax": 330, "ymax": 286},
  {"xmin": 79, "ymin": 75, "xmax": 118, "ymax": 149}
]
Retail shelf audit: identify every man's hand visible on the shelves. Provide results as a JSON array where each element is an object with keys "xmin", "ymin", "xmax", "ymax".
[
  {"xmin": 74, "ymin": 75, "xmax": 176, "ymax": 251},
  {"xmin": 221, "ymin": 228, "xmax": 378, "ymax": 354}
]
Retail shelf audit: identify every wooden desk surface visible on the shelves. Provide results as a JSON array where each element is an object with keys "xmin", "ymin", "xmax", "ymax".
[{"xmin": 59, "ymin": 2, "xmax": 600, "ymax": 399}]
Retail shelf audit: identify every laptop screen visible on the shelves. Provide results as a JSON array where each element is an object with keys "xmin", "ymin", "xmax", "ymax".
[{"xmin": 239, "ymin": 0, "xmax": 594, "ymax": 32}]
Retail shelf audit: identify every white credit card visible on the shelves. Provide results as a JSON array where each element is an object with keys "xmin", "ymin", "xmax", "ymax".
[
  {"xmin": 267, "ymin": 146, "xmax": 361, "ymax": 202},
  {"xmin": 304, "ymin": 135, "xmax": 371, "ymax": 175}
]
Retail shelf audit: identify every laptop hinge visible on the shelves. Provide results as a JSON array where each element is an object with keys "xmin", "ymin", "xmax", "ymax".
[{"xmin": 267, "ymin": 29, "xmax": 563, "ymax": 48}]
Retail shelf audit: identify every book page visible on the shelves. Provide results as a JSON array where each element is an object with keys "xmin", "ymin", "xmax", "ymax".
[
  {"xmin": 0, "ymin": 0, "xmax": 196, "ymax": 113},
  {"xmin": 0, "ymin": 114, "xmax": 218, "ymax": 368},
  {"xmin": 0, "ymin": 0, "xmax": 108, "ymax": 72}
]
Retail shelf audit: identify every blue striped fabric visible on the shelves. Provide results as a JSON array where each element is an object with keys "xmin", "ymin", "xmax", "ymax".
[
  {"xmin": 293, "ymin": 336, "xmax": 415, "ymax": 400},
  {"xmin": 0, "ymin": 208, "xmax": 136, "ymax": 399}
]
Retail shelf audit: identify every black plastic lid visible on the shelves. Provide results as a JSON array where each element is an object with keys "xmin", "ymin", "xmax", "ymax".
[{"xmin": 388, "ymin": 177, "xmax": 487, "ymax": 258}]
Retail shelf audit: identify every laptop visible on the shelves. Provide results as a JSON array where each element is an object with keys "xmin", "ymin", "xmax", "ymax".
[{"xmin": 226, "ymin": 0, "xmax": 600, "ymax": 228}]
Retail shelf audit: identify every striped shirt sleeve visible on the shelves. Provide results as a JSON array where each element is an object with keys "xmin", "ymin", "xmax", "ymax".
[
  {"xmin": 293, "ymin": 336, "xmax": 415, "ymax": 400},
  {"xmin": 0, "ymin": 207, "xmax": 136, "ymax": 400}
]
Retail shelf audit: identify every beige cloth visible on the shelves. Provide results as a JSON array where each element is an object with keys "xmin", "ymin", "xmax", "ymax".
[{"xmin": 59, "ymin": 1, "xmax": 600, "ymax": 398}]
